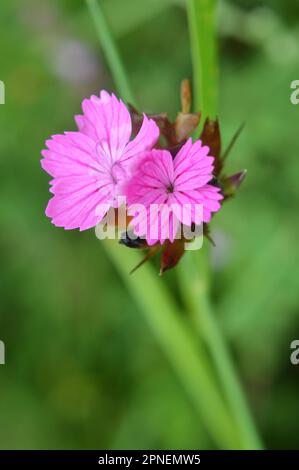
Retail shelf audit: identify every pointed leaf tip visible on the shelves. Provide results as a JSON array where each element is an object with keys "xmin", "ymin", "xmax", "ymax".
[
  {"xmin": 200, "ymin": 118, "xmax": 222, "ymax": 175},
  {"xmin": 222, "ymin": 169, "xmax": 247, "ymax": 199},
  {"xmin": 160, "ymin": 240, "xmax": 185, "ymax": 275}
]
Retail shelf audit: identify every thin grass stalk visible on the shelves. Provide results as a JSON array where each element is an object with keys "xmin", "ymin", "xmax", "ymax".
[
  {"xmin": 103, "ymin": 239, "xmax": 241, "ymax": 448},
  {"xmin": 184, "ymin": 0, "xmax": 263, "ymax": 449},
  {"xmin": 86, "ymin": 0, "xmax": 136, "ymax": 105}
]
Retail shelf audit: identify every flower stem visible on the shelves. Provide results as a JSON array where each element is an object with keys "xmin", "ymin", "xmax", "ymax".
[
  {"xmin": 103, "ymin": 239, "xmax": 240, "ymax": 449},
  {"xmin": 187, "ymin": 0, "xmax": 218, "ymax": 120},
  {"xmin": 86, "ymin": 0, "xmax": 136, "ymax": 106},
  {"xmin": 184, "ymin": 0, "xmax": 263, "ymax": 449},
  {"xmin": 178, "ymin": 251, "xmax": 263, "ymax": 449}
]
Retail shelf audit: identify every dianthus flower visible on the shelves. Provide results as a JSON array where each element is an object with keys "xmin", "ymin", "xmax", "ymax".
[
  {"xmin": 41, "ymin": 90, "xmax": 159, "ymax": 230},
  {"xmin": 125, "ymin": 138, "xmax": 223, "ymax": 245}
]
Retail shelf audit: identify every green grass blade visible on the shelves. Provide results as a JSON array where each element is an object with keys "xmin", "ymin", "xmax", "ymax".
[
  {"xmin": 187, "ymin": 0, "xmax": 218, "ymax": 118},
  {"xmin": 86, "ymin": 0, "xmax": 136, "ymax": 105},
  {"xmin": 184, "ymin": 0, "xmax": 264, "ymax": 449},
  {"xmin": 102, "ymin": 0, "xmax": 174, "ymax": 38},
  {"xmin": 178, "ymin": 251, "xmax": 263, "ymax": 449},
  {"xmin": 103, "ymin": 240, "xmax": 241, "ymax": 449}
]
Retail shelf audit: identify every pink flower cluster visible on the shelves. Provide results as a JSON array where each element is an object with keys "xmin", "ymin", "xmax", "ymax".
[{"xmin": 41, "ymin": 90, "xmax": 223, "ymax": 243}]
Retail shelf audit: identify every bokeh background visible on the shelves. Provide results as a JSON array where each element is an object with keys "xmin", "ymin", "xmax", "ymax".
[{"xmin": 1, "ymin": 0, "xmax": 299, "ymax": 449}]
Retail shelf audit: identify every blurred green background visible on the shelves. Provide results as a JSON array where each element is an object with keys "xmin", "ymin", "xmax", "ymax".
[{"xmin": 1, "ymin": 0, "xmax": 299, "ymax": 449}]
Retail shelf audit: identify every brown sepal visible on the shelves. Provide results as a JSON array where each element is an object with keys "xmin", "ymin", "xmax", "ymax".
[
  {"xmin": 160, "ymin": 239, "xmax": 185, "ymax": 275},
  {"xmin": 200, "ymin": 118, "xmax": 222, "ymax": 176},
  {"xmin": 221, "ymin": 170, "xmax": 247, "ymax": 200},
  {"xmin": 175, "ymin": 112, "xmax": 201, "ymax": 143}
]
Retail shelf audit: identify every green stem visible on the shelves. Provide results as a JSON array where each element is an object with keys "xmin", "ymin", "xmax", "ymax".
[
  {"xmin": 103, "ymin": 240, "xmax": 240, "ymax": 449},
  {"xmin": 179, "ymin": 252, "xmax": 263, "ymax": 449},
  {"xmin": 187, "ymin": 0, "xmax": 218, "ymax": 119},
  {"xmin": 86, "ymin": 0, "xmax": 136, "ymax": 105},
  {"xmin": 184, "ymin": 0, "xmax": 263, "ymax": 449}
]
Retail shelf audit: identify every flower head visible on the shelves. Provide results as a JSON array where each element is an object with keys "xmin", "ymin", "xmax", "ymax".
[
  {"xmin": 125, "ymin": 138, "xmax": 223, "ymax": 244},
  {"xmin": 41, "ymin": 90, "xmax": 159, "ymax": 230}
]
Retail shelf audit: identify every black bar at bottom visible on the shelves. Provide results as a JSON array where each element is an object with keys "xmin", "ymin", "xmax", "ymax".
[{"xmin": 0, "ymin": 450, "xmax": 297, "ymax": 467}]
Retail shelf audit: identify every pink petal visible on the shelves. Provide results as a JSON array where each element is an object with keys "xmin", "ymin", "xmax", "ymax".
[
  {"xmin": 81, "ymin": 91, "xmax": 132, "ymax": 160},
  {"xmin": 174, "ymin": 138, "xmax": 212, "ymax": 178},
  {"xmin": 74, "ymin": 114, "xmax": 98, "ymax": 141},
  {"xmin": 46, "ymin": 187, "xmax": 108, "ymax": 231},
  {"xmin": 41, "ymin": 132, "xmax": 98, "ymax": 178},
  {"xmin": 122, "ymin": 114, "xmax": 159, "ymax": 163}
]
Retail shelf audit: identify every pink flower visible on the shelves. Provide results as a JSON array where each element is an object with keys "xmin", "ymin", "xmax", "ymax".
[
  {"xmin": 125, "ymin": 138, "xmax": 223, "ymax": 244},
  {"xmin": 41, "ymin": 90, "xmax": 159, "ymax": 230}
]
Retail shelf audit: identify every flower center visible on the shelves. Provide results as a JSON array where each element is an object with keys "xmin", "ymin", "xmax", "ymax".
[{"xmin": 166, "ymin": 182, "xmax": 174, "ymax": 194}]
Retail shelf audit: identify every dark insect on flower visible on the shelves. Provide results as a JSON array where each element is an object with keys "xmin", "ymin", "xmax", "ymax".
[{"xmin": 119, "ymin": 231, "xmax": 147, "ymax": 249}]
